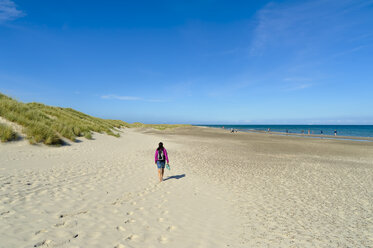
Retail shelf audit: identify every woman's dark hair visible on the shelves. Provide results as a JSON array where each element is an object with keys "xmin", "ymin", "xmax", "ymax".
[{"xmin": 157, "ymin": 142, "xmax": 164, "ymax": 151}]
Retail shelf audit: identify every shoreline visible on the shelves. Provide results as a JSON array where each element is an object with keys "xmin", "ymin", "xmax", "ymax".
[
  {"xmin": 197, "ymin": 125, "xmax": 373, "ymax": 142},
  {"xmin": 244, "ymin": 130, "xmax": 373, "ymax": 142}
]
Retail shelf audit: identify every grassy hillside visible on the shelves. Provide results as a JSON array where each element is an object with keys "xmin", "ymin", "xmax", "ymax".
[
  {"xmin": 0, "ymin": 93, "xmax": 188, "ymax": 145},
  {"xmin": 0, "ymin": 123, "xmax": 18, "ymax": 142}
]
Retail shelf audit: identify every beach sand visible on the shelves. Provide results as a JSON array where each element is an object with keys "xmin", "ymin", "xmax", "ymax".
[{"xmin": 1, "ymin": 126, "xmax": 373, "ymax": 247}]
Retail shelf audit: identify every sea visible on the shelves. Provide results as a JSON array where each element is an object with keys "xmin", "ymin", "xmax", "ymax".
[{"xmin": 197, "ymin": 125, "xmax": 373, "ymax": 138}]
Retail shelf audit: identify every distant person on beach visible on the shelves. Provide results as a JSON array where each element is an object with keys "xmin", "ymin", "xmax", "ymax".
[
  {"xmin": 321, "ymin": 130, "xmax": 323, "ymax": 135},
  {"xmin": 155, "ymin": 142, "xmax": 169, "ymax": 182},
  {"xmin": 334, "ymin": 130, "xmax": 337, "ymax": 136}
]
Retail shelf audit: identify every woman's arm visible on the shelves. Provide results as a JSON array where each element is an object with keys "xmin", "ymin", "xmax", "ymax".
[{"xmin": 155, "ymin": 150, "xmax": 158, "ymax": 164}]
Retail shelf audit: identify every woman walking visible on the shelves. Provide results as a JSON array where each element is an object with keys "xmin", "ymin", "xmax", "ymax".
[{"xmin": 155, "ymin": 142, "xmax": 169, "ymax": 182}]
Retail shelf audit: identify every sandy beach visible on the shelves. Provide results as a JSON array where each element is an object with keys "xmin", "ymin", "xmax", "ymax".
[{"xmin": 1, "ymin": 126, "xmax": 373, "ymax": 248}]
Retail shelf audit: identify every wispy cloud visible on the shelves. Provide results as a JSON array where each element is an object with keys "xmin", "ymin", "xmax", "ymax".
[
  {"xmin": 283, "ymin": 83, "xmax": 312, "ymax": 91},
  {"xmin": 101, "ymin": 94, "xmax": 165, "ymax": 102},
  {"xmin": 0, "ymin": 0, "xmax": 24, "ymax": 23},
  {"xmin": 283, "ymin": 77, "xmax": 312, "ymax": 82},
  {"xmin": 330, "ymin": 45, "xmax": 371, "ymax": 59},
  {"xmin": 101, "ymin": 95, "xmax": 142, "ymax": 101},
  {"xmin": 250, "ymin": 0, "xmax": 372, "ymax": 55},
  {"xmin": 282, "ymin": 76, "xmax": 313, "ymax": 91}
]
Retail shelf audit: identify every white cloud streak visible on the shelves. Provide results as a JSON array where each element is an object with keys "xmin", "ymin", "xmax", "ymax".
[
  {"xmin": 250, "ymin": 0, "xmax": 371, "ymax": 55},
  {"xmin": 101, "ymin": 94, "xmax": 165, "ymax": 102},
  {"xmin": 0, "ymin": 0, "xmax": 24, "ymax": 23},
  {"xmin": 283, "ymin": 77, "xmax": 312, "ymax": 82},
  {"xmin": 283, "ymin": 83, "xmax": 313, "ymax": 91},
  {"xmin": 101, "ymin": 95, "xmax": 142, "ymax": 101}
]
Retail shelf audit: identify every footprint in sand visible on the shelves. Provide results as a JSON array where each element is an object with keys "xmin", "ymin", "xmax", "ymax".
[
  {"xmin": 114, "ymin": 244, "xmax": 126, "ymax": 248},
  {"xmin": 126, "ymin": 211, "xmax": 134, "ymax": 216},
  {"xmin": 54, "ymin": 222, "xmax": 65, "ymax": 227},
  {"xmin": 167, "ymin": 226, "xmax": 177, "ymax": 232},
  {"xmin": 116, "ymin": 226, "xmax": 126, "ymax": 232},
  {"xmin": 35, "ymin": 229, "xmax": 48, "ymax": 235},
  {"xmin": 58, "ymin": 210, "xmax": 88, "ymax": 219},
  {"xmin": 34, "ymin": 239, "xmax": 52, "ymax": 247},
  {"xmin": 157, "ymin": 217, "xmax": 165, "ymax": 223},
  {"xmin": 0, "ymin": 210, "xmax": 10, "ymax": 216},
  {"xmin": 59, "ymin": 220, "xmax": 78, "ymax": 228},
  {"xmin": 124, "ymin": 219, "xmax": 136, "ymax": 224},
  {"xmin": 126, "ymin": 234, "xmax": 139, "ymax": 241},
  {"xmin": 158, "ymin": 236, "xmax": 168, "ymax": 244}
]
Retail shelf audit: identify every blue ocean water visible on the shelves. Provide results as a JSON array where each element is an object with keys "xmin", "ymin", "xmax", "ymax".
[{"xmin": 197, "ymin": 125, "xmax": 373, "ymax": 138}]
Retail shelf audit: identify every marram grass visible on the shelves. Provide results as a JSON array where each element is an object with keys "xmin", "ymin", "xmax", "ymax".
[
  {"xmin": 0, "ymin": 93, "xmax": 127, "ymax": 145},
  {"xmin": 0, "ymin": 123, "xmax": 17, "ymax": 142},
  {"xmin": 0, "ymin": 93, "xmax": 189, "ymax": 145}
]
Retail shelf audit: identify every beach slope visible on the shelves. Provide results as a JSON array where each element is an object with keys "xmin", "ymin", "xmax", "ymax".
[{"xmin": 1, "ymin": 126, "xmax": 373, "ymax": 247}]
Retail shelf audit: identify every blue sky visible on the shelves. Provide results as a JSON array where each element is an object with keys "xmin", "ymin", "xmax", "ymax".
[{"xmin": 1, "ymin": 0, "xmax": 373, "ymax": 124}]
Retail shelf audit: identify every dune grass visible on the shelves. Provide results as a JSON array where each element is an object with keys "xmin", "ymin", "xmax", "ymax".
[
  {"xmin": 0, "ymin": 93, "xmax": 128, "ymax": 145},
  {"xmin": 135, "ymin": 123, "xmax": 188, "ymax": 130},
  {"xmin": 0, "ymin": 93, "xmax": 189, "ymax": 145},
  {"xmin": 0, "ymin": 123, "xmax": 17, "ymax": 142}
]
